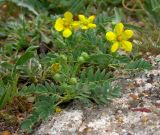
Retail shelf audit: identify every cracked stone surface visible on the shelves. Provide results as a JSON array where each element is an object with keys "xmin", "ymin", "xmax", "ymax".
[{"xmin": 34, "ymin": 55, "xmax": 160, "ymax": 135}]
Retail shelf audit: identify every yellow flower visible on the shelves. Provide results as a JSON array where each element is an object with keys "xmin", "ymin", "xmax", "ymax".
[
  {"xmin": 51, "ymin": 63, "xmax": 61, "ymax": 73},
  {"xmin": 78, "ymin": 15, "xmax": 96, "ymax": 30},
  {"xmin": 55, "ymin": 106, "xmax": 62, "ymax": 113},
  {"xmin": 106, "ymin": 23, "xmax": 133, "ymax": 52},
  {"xmin": 54, "ymin": 11, "xmax": 79, "ymax": 38}
]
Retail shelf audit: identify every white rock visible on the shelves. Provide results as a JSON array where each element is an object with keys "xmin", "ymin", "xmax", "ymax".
[
  {"xmin": 144, "ymin": 83, "xmax": 153, "ymax": 90},
  {"xmin": 156, "ymin": 100, "xmax": 160, "ymax": 104},
  {"xmin": 88, "ymin": 116, "xmax": 107, "ymax": 130},
  {"xmin": 34, "ymin": 110, "xmax": 83, "ymax": 135},
  {"xmin": 134, "ymin": 78, "xmax": 145, "ymax": 86}
]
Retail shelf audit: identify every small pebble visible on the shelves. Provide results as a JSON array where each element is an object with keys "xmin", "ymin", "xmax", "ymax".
[{"xmin": 144, "ymin": 83, "xmax": 153, "ymax": 90}]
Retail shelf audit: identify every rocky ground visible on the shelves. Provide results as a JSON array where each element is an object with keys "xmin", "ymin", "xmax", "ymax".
[{"xmin": 34, "ymin": 54, "xmax": 160, "ymax": 135}]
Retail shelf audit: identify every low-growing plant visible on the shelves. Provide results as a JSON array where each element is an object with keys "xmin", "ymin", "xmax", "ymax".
[
  {"xmin": 18, "ymin": 11, "xmax": 152, "ymax": 132},
  {"xmin": 0, "ymin": 1, "xmax": 154, "ymax": 133}
]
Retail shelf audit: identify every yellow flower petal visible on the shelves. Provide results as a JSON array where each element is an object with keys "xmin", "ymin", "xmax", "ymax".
[
  {"xmin": 72, "ymin": 21, "xmax": 80, "ymax": 29},
  {"xmin": 54, "ymin": 18, "xmax": 64, "ymax": 31},
  {"xmin": 64, "ymin": 11, "xmax": 73, "ymax": 22},
  {"xmin": 63, "ymin": 28, "xmax": 72, "ymax": 38},
  {"xmin": 81, "ymin": 26, "xmax": 88, "ymax": 30},
  {"xmin": 111, "ymin": 42, "xmax": 119, "ymax": 52},
  {"xmin": 121, "ymin": 41, "xmax": 132, "ymax": 52},
  {"xmin": 114, "ymin": 23, "xmax": 124, "ymax": 35},
  {"xmin": 123, "ymin": 30, "xmax": 133, "ymax": 39},
  {"xmin": 78, "ymin": 15, "xmax": 86, "ymax": 21},
  {"xmin": 88, "ymin": 23, "xmax": 96, "ymax": 28},
  {"xmin": 106, "ymin": 31, "xmax": 116, "ymax": 41},
  {"xmin": 88, "ymin": 15, "xmax": 95, "ymax": 22}
]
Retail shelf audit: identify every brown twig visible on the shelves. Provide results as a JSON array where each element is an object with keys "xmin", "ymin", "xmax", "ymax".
[{"xmin": 122, "ymin": 0, "xmax": 142, "ymax": 12}]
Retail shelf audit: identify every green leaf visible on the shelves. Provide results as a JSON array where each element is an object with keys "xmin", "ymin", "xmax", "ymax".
[
  {"xmin": 15, "ymin": 51, "xmax": 34, "ymax": 66},
  {"xmin": 20, "ymin": 119, "xmax": 33, "ymax": 132},
  {"xmin": 113, "ymin": 7, "xmax": 124, "ymax": 23},
  {"xmin": 0, "ymin": 90, "xmax": 10, "ymax": 109},
  {"xmin": 15, "ymin": 46, "xmax": 38, "ymax": 67},
  {"xmin": 89, "ymin": 54, "xmax": 112, "ymax": 66},
  {"xmin": 125, "ymin": 59, "xmax": 152, "ymax": 70},
  {"xmin": 69, "ymin": 0, "xmax": 84, "ymax": 13},
  {"xmin": 96, "ymin": 12, "xmax": 114, "ymax": 24},
  {"xmin": 26, "ymin": 46, "xmax": 39, "ymax": 52},
  {"xmin": 80, "ymin": 67, "xmax": 110, "ymax": 83},
  {"xmin": 10, "ymin": 0, "xmax": 39, "ymax": 15},
  {"xmin": 20, "ymin": 83, "xmax": 57, "ymax": 96},
  {"xmin": 41, "ymin": 32, "xmax": 51, "ymax": 44},
  {"xmin": 21, "ymin": 95, "xmax": 56, "ymax": 132},
  {"xmin": 155, "ymin": 57, "xmax": 160, "ymax": 62},
  {"xmin": 0, "ymin": 77, "xmax": 18, "ymax": 109}
]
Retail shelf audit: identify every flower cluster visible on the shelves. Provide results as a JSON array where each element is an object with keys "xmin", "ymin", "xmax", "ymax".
[
  {"xmin": 54, "ymin": 12, "xmax": 134, "ymax": 53},
  {"xmin": 54, "ymin": 11, "xmax": 96, "ymax": 38}
]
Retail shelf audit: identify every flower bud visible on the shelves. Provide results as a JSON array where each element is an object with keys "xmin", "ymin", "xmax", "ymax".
[
  {"xmin": 53, "ymin": 73, "xmax": 61, "ymax": 81},
  {"xmin": 69, "ymin": 77, "xmax": 77, "ymax": 84},
  {"xmin": 81, "ymin": 52, "xmax": 89, "ymax": 59},
  {"xmin": 78, "ymin": 56, "xmax": 85, "ymax": 63},
  {"xmin": 60, "ymin": 54, "xmax": 67, "ymax": 61}
]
